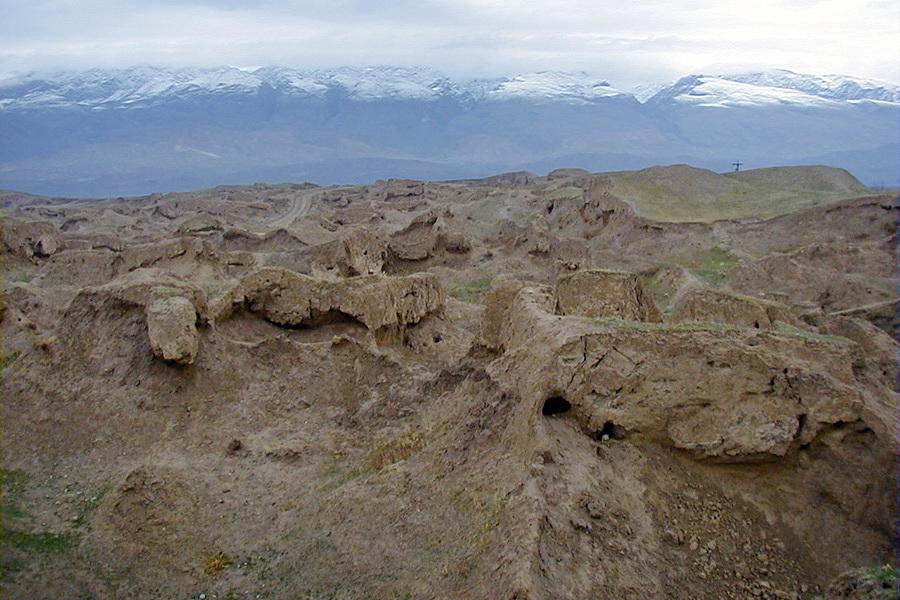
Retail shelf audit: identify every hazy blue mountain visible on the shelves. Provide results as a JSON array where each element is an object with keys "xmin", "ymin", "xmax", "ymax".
[{"xmin": 1, "ymin": 66, "xmax": 896, "ymax": 196}]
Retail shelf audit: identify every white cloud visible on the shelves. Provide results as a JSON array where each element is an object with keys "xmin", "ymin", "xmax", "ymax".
[{"xmin": 0, "ymin": 0, "xmax": 896, "ymax": 87}]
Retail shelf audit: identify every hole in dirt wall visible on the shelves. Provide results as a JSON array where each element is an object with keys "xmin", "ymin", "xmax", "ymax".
[{"xmin": 542, "ymin": 396, "xmax": 572, "ymax": 416}]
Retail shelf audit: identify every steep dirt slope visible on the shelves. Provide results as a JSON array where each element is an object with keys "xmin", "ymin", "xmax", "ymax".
[{"xmin": 2, "ymin": 166, "xmax": 897, "ymax": 600}]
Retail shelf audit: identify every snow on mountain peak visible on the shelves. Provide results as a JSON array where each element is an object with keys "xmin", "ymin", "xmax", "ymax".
[
  {"xmin": 0, "ymin": 66, "xmax": 265, "ymax": 110},
  {"xmin": 472, "ymin": 71, "xmax": 626, "ymax": 103},
  {"xmin": 311, "ymin": 66, "xmax": 458, "ymax": 101},
  {"xmin": 722, "ymin": 69, "xmax": 900, "ymax": 103},
  {"xmin": 647, "ymin": 70, "xmax": 900, "ymax": 107}
]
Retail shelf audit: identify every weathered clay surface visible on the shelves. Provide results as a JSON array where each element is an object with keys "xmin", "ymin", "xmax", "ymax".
[
  {"xmin": 236, "ymin": 267, "xmax": 444, "ymax": 331},
  {"xmin": 669, "ymin": 284, "xmax": 803, "ymax": 328},
  {"xmin": 145, "ymin": 296, "xmax": 199, "ymax": 364},
  {"xmin": 556, "ymin": 269, "xmax": 661, "ymax": 322}
]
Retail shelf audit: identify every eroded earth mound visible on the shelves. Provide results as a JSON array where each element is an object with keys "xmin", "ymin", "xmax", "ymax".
[{"xmin": 2, "ymin": 165, "xmax": 897, "ymax": 600}]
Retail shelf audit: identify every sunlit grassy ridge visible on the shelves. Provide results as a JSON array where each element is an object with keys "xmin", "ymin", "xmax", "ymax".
[{"xmin": 604, "ymin": 165, "xmax": 871, "ymax": 222}]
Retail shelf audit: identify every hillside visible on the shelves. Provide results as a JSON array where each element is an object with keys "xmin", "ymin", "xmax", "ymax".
[
  {"xmin": 2, "ymin": 165, "xmax": 898, "ymax": 600},
  {"xmin": 604, "ymin": 165, "xmax": 873, "ymax": 222}
]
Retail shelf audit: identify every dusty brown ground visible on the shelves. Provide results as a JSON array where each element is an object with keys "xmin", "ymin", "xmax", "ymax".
[{"xmin": 1, "ymin": 165, "xmax": 897, "ymax": 599}]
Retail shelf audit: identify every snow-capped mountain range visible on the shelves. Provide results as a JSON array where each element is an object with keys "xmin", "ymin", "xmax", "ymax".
[
  {"xmin": 0, "ymin": 66, "xmax": 897, "ymax": 196},
  {"xmin": 0, "ymin": 66, "xmax": 628, "ymax": 109},
  {"xmin": 2, "ymin": 66, "xmax": 895, "ymax": 111}
]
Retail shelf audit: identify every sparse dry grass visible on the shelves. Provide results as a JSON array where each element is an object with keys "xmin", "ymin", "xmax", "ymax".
[
  {"xmin": 369, "ymin": 432, "xmax": 427, "ymax": 469},
  {"xmin": 204, "ymin": 551, "xmax": 231, "ymax": 577}
]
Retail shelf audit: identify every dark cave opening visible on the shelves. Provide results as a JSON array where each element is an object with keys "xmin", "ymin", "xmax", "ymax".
[{"xmin": 542, "ymin": 396, "xmax": 572, "ymax": 416}]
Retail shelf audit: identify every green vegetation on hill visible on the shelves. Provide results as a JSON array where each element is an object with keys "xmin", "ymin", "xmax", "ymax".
[{"xmin": 604, "ymin": 165, "xmax": 870, "ymax": 223}]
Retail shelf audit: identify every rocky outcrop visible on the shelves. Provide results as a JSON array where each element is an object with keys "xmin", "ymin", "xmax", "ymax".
[
  {"xmin": 308, "ymin": 229, "xmax": 388, "ymax": 277},
  {"xmin": 229, "ymin": 267, "xmax": 444, "ymax": 331},
  {"xmin": 146, "ymin": 296, "xmax": 199, "ymax": 365},
  {"xmin": 3, "ymin": 175, "xmax": 897, "ymax": 600},
  {"xmin": 830, "ymin": 299, "xmax": 900, "ymax": 339},
  {"xmin": 480, "ymin": 277, "xmax": 535, "ymax": 351},
  {"xmin": 669, "ymin": 285, "xmax": 803, "ymax": 328},
  {"xmin": 555, "ymin": 269, "xmax": 661, "ymax": 322},
  {"xmin": 2, "ymin": 219, "xmax": 64, "ymax": 258},
  {"xmin": 388, "ymin": 211, "xmax": 471, "ymax": 262},
  {"xmin": 220, "ymin": 228, "xmax": 309, "ymax": 254},
  {"xmin": 176, "ymin": 213, "xmax": 223, "ymax": 234},
  {"xmin": 34, "ymin": 249, "xmax": 119, "ymax": 287},
  {"xmin": 484, "ymin": 276, "xmax": 895, "ymax": 465},
  {"xmin": 341, "ymin": 229, "xmax": 387, "ymax": 276},
  {"xmin": 364, "ymin": 179, "xmax": 425, "ymax": 202},
  {"xmin": 725, "ymin": 252, "xmax": 898, "ymax": 325},
  {"xmin": 478, "ymin": 171, "xmax": 537, "ymax": 187},
  {"xmin": 822, "ymin": 315, "xmax": 900, "ymax": 391},
  {"xmin": 547, "ymin": 168, "xmax": 590, "ymax": 180},
  {"xmin": 85, "ymin": 268, "xmax": 209, "ymax": 317},
  {"xmin": 117, "ymin": 237, "xmax": 226, "ymax": 279},
  {"xmin": 56, "ymin": 269, "xmax": 205, "ymax": 364}
]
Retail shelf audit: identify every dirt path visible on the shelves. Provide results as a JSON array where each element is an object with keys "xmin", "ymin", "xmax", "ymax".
[{"xmin": 269, "ymin": 194, "xmax": 312, "ymax": 229}]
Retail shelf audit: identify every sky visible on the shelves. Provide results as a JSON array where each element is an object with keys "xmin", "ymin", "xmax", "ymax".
[{"xmin": 1, "ymin": 0, "xmax": 898, "ymax": 89}]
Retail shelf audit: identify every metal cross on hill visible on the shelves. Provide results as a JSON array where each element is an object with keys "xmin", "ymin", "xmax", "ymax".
[{"xmin": 733, "ymin": 160, "xmax": 743, "ymax": 171}]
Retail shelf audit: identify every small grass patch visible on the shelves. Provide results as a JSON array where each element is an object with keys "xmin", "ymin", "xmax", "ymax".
[
  {"xmin": 545, "ymin": 186, "xmax": 583, "ymax": 201},
  {"xmin": 151, "ymin": 285, "xmax": 188, "ymax": 298},
  {"xmin": 198, "ymin": 281, "xmax": 229, "ymax": 299},
  {"xmin": 4, "ymin": 529, "xmax": 79, "ymax": 554},
  {"xmin": 1, "ymin": 468, "xmax": 31, "ymax": 519},
  {"xmin": 680, "ymin": 247, "xmax": 742, "ymax": 285},
  {"xmin": 867, "ymin": 564, "xmax": 899, "ymax": 586},
  {"xmin": 447, "ymin": 277, "xmax": 493, "ymax": 303},
  {"xmin": 773, "ymin": 322, "xmax": 855, "ymax": 345},
  {"xmin": 73, "ymin": 484, "xmax": 112, "ymax": 529},
  {"xmin": 0, "ymin": 352, "xmax": 20, "ymax": 374},
  {"xmin": 643, "ymin": 273, "xmax": 678, "ymax": 312}
]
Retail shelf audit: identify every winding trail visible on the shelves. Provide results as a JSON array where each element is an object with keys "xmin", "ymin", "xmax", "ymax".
[{"xmin": 269, "ymin": 194, "xmax": 312, "ymax": 229}]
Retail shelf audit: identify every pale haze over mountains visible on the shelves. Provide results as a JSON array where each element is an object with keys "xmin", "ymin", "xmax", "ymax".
[{"xmin": 1, "ymin": 65, "xmax": 897, "ymax": 196}]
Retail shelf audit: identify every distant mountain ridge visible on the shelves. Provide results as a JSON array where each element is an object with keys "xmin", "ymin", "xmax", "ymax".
[
  {"xmin": 0, "ymin": 66, "xmax": 631, "ymax": 109},
  {"xmin": 3, "ymin": 66, "xmax": 896, "ymax": 110},
  {"xmin": 0, "ymin": 66, "xmax": 897, "ymax": 196}
]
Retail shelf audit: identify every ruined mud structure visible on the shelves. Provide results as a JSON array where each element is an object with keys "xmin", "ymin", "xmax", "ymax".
[{"xmin": 2, "ymin": 165, "xmax": 897, "ymax": 599}]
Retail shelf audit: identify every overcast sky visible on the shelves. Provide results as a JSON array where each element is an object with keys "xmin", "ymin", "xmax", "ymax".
[{"xmin": 1, "ymin": 0, "xmax": 897, "ymax": 89}]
